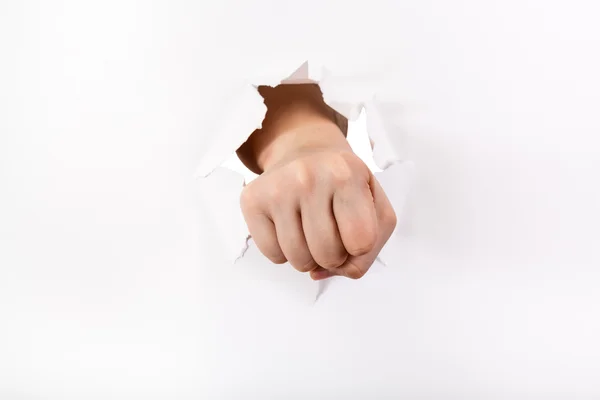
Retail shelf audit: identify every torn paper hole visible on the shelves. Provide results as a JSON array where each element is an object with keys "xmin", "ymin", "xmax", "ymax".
[{"xmin": 196, "ymin": 60, "xmax": 414, "ymax": 302}]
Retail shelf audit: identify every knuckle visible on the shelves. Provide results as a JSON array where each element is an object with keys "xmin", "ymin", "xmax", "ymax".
[
  {"xmin": 292, "ymin": 161, "xmax": 315, "ymax": 192},
  {"xmin": 344, "ymin": 218, "xmax": 378, "ymax": 255},
  {"xmin": 267, "ymin": 253, "xmax": 287, "ymax": 265},
  {"xmin": 267, "ymin": 184, "xmax": 286, "ymax": 204},
  {"xmin": 345, "ymin": 263, "xmax": 367, "ymax": 280},
  {"xmin": 328, "ymin": 154, "xmax": 353, "ymax": 185},
  {"xmin": 349, "ymin": 232, "xmax": 377, "ymax": 255},
  {"xmin": 240, "ymin": 185, "xmax": 258, "ymax": 210},
  {"xmin": 383, "ymin": 206, "xmax": 398, "ymax": 232},
  {"xmin": 319, "ymin": 260, "xmax": 342, "ymax": 270},
  {"xmin": 317, "ymin": 253, "xmax": 347, "ymax": 270},
  {"xmin": 295, "ymin": 258, "xmax": 317, "ymax": 273}
]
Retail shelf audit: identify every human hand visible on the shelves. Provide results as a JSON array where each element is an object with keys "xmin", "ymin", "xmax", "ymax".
[{"xmin": 240, "ymin": 124, "xmax": 396, "ymax": 280}]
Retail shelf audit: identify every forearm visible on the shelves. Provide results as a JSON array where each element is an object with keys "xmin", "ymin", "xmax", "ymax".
[{"xmin": 237, "ymin": 83, "xmax": 349, "ymax": 174}]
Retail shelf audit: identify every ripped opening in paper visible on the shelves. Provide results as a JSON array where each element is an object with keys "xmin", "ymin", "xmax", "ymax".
[{"xmin": 195, "ymin": 60, "xmax": 413, "ymax": 302}]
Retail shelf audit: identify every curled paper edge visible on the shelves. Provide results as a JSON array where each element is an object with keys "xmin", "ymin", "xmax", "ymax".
[{"xmin": 195, "ymin": 59, "xmax": 413, "ymax": 302}]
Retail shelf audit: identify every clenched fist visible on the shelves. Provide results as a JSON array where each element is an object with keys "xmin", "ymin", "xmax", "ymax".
[
  {"xmin": 237, "ymin": 83, "xmax": 396, "ymax": 280},
  {"xmin": 241, "ymin": 144, "xmax": 396, "ymax": 280}
]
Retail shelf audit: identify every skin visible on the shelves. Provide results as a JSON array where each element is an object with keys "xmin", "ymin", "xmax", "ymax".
[{"xmin": 237, "ymin": 84, "xmax": 396, "ymax": 280}]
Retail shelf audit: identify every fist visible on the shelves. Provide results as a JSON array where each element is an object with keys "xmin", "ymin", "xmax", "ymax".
[{"xmin": 240, "ymin": 147, "xmax": 397, "ymax": 280}]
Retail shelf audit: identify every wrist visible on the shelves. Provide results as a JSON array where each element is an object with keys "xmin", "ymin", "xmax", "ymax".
[
  {"xmin": 258, "ymin": 122, "xmax": 351, "ymax": 172},
  {"xmin": 237, "ymin": 83, "xmax": 349, "ymax": 174}
]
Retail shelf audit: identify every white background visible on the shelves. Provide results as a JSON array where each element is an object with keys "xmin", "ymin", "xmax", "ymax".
[{"xmin": 1, "ymin": 1, "xmax": 600, "ymax": 398}]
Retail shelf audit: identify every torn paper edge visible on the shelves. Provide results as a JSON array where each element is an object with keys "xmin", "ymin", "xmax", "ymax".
[{"xmin": 195, "ymin": 59, "xmax": 413, "ymax": 301}]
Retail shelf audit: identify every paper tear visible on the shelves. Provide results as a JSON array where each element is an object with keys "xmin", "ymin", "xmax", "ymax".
[
  {"xmin": 315, "ymin": 278, "xmax": 332, "ymax": 303},
  {"xmin": 234, "ymin": 235, "xmax": 252, "ymax": 264},
  {"xmin": 196, "ymin": 59, "xmax": 413, "ymax": 301},
  {"xmin": 376, "ymin": 256, "xmax": 387, "ymax": 267}
]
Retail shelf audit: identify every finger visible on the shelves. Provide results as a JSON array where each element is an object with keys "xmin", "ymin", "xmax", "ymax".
[
  {"xmin": 334, "ymin": 176, "xmax": 397, "ymax": 279},
  {"xmin": 246, "ymin": 213, "xmax": 287, "ymax": 264},
  {"xmin": 240, "ymin": 197, "xmax": 287, "ymax": 263},
  {"xmin": 310, "ymin": 266, "xmax": 334, "ymax": 281},
  {"xmin": 332, "ymin": 176, "xmax": 378, "ymax": 257},
  {"xmin": 273, "ymin": 206, "xmax": 317, "ymax": 273},
  {"xmin": 301, "ymin": 187, "xmax": 348, "ymax": 270}
]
